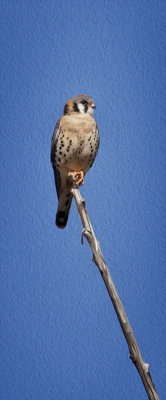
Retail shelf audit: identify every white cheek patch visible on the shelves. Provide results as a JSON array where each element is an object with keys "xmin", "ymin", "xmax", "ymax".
[
  {"xmin": 77, "ymin": 103, "xmax": 85, "ymax": 113},
  {"xmin": 88, "ymin": 106, "xmax": 93, "ymax": 115},
  {"xmin": 77, "ymin": 103, "xmax": 94, "ymax": 115}
]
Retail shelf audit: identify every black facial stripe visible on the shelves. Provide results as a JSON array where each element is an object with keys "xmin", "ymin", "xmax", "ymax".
[
  {"xmin": 73, "ymin": 103, "xmax": 79, "ymax": 112},
  {"xmin": 64, "ymin": 104, "xmax": 68, "ymax": 114},
  {"xmin": 84, "ymin": 104, "xmax": 88, "ymax": 113}
]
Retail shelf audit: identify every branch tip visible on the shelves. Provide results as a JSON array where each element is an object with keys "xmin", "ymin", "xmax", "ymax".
[{"xmin": 81, "ymin": 231, "xmax": 84, "ymax": 245}]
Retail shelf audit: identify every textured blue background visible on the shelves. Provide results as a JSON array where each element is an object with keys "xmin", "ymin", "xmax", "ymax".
[{"xmin": 1, "ymin": 1, "xmax": 166, "ymax": 399}]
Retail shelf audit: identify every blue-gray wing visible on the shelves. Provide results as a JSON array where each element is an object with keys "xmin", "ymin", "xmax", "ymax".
[{"xmin": 51, "ymin": 119, "xmax": 61, "ymax": 199}]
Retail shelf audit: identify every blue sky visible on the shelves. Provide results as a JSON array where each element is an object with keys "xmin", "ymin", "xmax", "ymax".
[{"xmin": 1, "ymin": 1, "xmax": 166, "ymax": 399}]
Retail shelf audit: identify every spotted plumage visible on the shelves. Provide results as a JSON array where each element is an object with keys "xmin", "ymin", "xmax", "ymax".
[{"xmin": 51, "ymin": 95, "xmax": 99, "ymax": 228}]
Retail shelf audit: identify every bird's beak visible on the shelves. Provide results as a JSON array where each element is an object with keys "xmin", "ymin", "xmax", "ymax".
[{"xmin": 91, "ymin": 102, "xmax": 96, "ymax": 109}]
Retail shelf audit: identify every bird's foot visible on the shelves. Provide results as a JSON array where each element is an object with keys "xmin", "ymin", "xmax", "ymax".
[{"xmin": 68, "ymin": 171, "xmax": 84, "ymax": 186}]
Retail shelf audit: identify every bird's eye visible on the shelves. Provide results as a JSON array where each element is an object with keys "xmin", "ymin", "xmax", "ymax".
[{"xmin": 81, "ymin": 100, "xmax": 87, "ymax": 105}]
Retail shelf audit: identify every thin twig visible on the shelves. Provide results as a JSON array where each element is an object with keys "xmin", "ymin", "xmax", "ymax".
[{"xmin": 72, "ymin": 186, "xmax": 159, "ymax": 400}]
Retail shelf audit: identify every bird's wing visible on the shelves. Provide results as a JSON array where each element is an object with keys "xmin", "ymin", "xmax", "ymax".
[{"xmin": 51, "ymin": 119, "xmax": 61, "ymax": 199}]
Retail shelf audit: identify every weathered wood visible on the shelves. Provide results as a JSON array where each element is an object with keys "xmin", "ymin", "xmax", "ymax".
[{"xmin": 72, "ymin": 186, "xmax": 159, "ymax": 400}]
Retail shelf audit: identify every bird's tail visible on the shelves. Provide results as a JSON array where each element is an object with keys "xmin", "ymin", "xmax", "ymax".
[{"xmin": 56, "ymin": 187, "xmax": 73, "ymax": 229}]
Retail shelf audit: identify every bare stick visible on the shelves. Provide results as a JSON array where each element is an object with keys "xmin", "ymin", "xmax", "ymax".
[{"xmin": 72, "ymin": 186, "xmax": 159, "ymax": 400}]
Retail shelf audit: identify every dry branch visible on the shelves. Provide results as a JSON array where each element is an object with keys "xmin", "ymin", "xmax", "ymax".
[{"xmin": 72, "ymin": 185, "xmax": 159, "ymax": 400}]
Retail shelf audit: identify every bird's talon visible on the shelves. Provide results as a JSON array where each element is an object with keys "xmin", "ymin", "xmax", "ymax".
[{"xmin": 68, "ymin": 171, "xmax": 84, "ymax": 186}]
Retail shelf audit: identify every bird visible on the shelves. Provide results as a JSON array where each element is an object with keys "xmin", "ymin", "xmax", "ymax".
[{"xmin": 51, "ymin": 94, "xmax": 99, "ymax": 228}]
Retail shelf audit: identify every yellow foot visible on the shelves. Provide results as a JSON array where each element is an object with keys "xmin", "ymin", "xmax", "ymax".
[{"xmin": 68, "ymin": 171, "xmax": 84, "ymax": 186}]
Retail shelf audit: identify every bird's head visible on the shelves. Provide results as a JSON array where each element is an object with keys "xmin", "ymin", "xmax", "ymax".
[{"xmin": 64, "ymin": 95, "xmax": 96, "ymax": 116}]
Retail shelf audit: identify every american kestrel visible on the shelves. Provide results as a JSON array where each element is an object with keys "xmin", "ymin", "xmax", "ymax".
[{"xmin": 51, "ymin": 94, "xmax": 99, "ymax": 228}]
